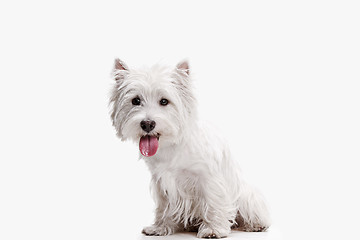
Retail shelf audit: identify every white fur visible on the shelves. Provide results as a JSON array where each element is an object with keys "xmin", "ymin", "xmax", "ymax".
[{"xmin": 109, "ymin": 59, "xmax": 270, "ymax": 238}]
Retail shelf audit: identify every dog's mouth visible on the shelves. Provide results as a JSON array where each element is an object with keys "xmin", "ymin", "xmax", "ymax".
[{"xmin": 139, "ymin": 134, "xmax": 160, "ymax": 157}]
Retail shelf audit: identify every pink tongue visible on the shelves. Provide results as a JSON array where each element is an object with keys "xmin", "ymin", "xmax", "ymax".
[{"xmin": 139, "ymin": 136, "xmax": 159, "ymax": 157}]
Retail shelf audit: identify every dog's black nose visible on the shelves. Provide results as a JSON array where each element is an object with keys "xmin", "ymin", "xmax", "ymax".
[{"xmin": 140, "ymin": 120, "xmax": 156, "ymax": 133}]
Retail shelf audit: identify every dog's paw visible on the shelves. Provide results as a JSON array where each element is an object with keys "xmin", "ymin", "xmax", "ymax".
[
  {"xmin": 197, "ymin": 224, "xmax": 229, "ymax": 238},
  {"xmin": 142, "ymin": 224, "xmax": 174, "ymax": 236},
  {"xmin": 243, "ymin": 223, "xmax": 268, "ymax": 232}
]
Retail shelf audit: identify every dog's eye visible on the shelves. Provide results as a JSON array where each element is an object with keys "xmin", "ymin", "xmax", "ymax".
[
  {"xmin": 132, "ymin": 97, "xmax": 141, "ymax": 105},
  {"xmin": 159, "ymin": 99, "xmax": 169, "ymax": 106}
]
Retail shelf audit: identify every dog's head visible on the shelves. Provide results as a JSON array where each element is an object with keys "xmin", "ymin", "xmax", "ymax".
[{"xmin": 109, "ymin": 59, "xmax": 196, "ymax": 156}]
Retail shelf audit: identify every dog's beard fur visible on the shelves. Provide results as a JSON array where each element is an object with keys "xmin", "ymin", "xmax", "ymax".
[{"xmin": 109, "ymin": 59, "xmax": 271, "ymax": 238}]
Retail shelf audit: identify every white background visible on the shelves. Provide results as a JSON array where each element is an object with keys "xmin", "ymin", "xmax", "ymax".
[{"xmin": 0, "ymin": 1, "xmax": 359, "ymax": 240}]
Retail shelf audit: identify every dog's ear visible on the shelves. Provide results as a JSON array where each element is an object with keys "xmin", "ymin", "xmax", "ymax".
[
  {"xmin": 113, "ymin": 58, "xmax": 129, "ymax": 81},
  {"xmin": 114, "ymin": 58, "xmax": 129, "ymax": 71},
  {"xmin": 176, "ymin": 60, "xmax": 190, "ymax": 76}
]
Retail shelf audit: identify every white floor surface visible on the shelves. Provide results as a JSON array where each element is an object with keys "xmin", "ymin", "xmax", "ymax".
[{"xmin": 137, "ymin": 228, "xmax": 282, "ymax": 240}]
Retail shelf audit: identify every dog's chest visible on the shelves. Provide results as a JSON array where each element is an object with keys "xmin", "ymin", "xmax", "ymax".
[
  {"xmin": 156, "ymin": 169, "xmax": 199, "ymax": 200},
  {"xmin": 147, "ymin": 148, "xmax": 203, "ymax": 200}
]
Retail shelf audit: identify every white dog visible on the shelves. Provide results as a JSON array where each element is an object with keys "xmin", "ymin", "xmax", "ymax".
[{"xmin": 109, "ymin": 59, "xmax": 270, "ymax": 238}]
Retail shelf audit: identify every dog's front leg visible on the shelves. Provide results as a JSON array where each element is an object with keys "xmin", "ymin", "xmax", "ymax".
[
  {"xmin": 142, "ymin": 180, "xmax": 179, "ymax": 236},
  {"xmin": 197, "ymin": 179, "xmax": 233, "ymax": 238},
  {"xmin": 142, "ymin": 203, "xmax": 178, "ymax": 236}
]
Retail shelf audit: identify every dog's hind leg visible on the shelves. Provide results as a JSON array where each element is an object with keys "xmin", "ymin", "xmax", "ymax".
[{"xmin": 234, "ymin": 183, "xmax": 271, "ymax": 232}]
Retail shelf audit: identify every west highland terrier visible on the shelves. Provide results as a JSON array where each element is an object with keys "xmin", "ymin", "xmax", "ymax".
[{"xmin": 109, "ymin": 59, "xmax": 270, "ymax": 238}]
